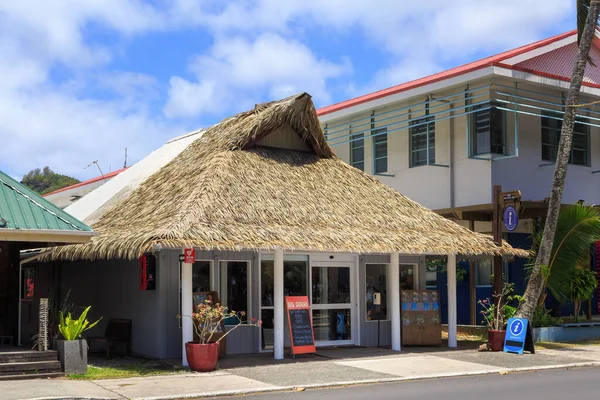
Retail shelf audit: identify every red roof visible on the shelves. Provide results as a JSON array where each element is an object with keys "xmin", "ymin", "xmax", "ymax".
[
  {"xmin": 317, "ymin": 30, "xmax": 576, "ymax": 117},
  {"xmin": 43, "ymin": 167, "xmax": 128, "ymax": 197},
  {"xmin": 511, "ymin": 40, "xmax": 600, "ymax": 86}
]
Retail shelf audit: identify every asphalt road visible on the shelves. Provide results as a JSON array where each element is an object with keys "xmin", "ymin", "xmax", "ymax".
[{"xmin": 210, "ymin": 367, "xmax": 600, "ymax": 400}]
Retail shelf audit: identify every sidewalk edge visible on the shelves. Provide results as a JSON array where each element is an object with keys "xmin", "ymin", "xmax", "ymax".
[{"xmin": 134, "ymin": 361, "xmax": 600, "ymax": 400}]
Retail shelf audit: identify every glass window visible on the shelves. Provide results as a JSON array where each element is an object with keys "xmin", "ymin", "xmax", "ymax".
[
  {"xmin": 260, "ymin": 255, "xmax": 308, "ymax": 350},
  {"xmin": 220, "ymin": 261, "xmax": 248, "ymax": 317},
  {"xmin": 312, "ymin": 266, "xmax": 351, "ymax": 304},
  {"xmin": 425, "ymin": 256, "xmax": 444, "ymax": 289},
  {"xmin": 373, "ymin": 127, "xmax": 388, "ymax": 174},
  {"xmin": 476, "ymin": 258, "xmax": 493, "ymax": 286},
  {"xmin": 399, "ymin": 264, "xmax": 414, "ymax": 291},
  {"xmin": 350, "ymin": 133, "xmax": 365, "ymax": 171},
  {"xmin": 541, "ymin": 111, "xmax": 589, "ymax": 166},
  {"xmin": 471, "ymin": 103, "xmax": 505, "ymax": 155},
  {"xmin": 410, "ymin": 116, "xmax": 435, "ymax": 167},
  {"xmin": 22, "ymin": 268, "xmax": 34, "ymax": 300},
  {"xmin": 366, "ymin": 264, "xmax": 387, "ymax": 320},
  {"xmin": 260, "ymin": 258, "xmax": 308, "ymax": 307},
  {"xmin": 192, "ymin": 261, "xmax": 211, "ymax": 293}
]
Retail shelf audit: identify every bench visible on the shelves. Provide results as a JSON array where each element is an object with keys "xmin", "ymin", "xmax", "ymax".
[{"xmin": 87, "ymin": 319, "xmax": 131, "ymax": 358}]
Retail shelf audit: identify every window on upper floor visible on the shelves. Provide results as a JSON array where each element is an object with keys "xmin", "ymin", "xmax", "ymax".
[
  {"xmin": 410, "ymin": 116, "xmax": 435, "ymax": 167},
  {"xmin": 541, "ymin": 111, "xmax": 590, "ymax": 166},
  {"xmin": 373, "ymin": 127, "xmax": 388, "ymax": 174},
  {"xmin": 350, "ymin": 133, "xmax": 365, "ymax": 171},
  {"xmin": 471, "ymin": 103, "xmax": 506, "ymax": 156}
]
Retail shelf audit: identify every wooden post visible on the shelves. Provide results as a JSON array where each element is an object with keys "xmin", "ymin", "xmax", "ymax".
[{"xmin": 492, "ymin": 185, "xmax": 503, "ymax": 306}]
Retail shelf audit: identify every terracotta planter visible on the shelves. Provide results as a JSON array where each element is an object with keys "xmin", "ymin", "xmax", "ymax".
[
  {"xmin": 488, "ymin": 329, "xmax": 506, "ymax": 352},
  {"xmin": 185, "ymin": 342, "xmax": 220, "ymax": 372}
]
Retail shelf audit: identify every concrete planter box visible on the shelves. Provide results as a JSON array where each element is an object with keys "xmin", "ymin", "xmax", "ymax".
[
  {"xmin": 533, "ymin": 324, "xmax": 600, "ymax": 343},
  {"xmin": 57, "ymin": 339, "xmax": 88, "ymax": 374}
]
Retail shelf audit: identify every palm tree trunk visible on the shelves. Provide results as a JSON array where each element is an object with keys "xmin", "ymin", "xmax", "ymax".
[{"xmin": 516, "ymin": 1, "xmax": 600, "ymax": 320}]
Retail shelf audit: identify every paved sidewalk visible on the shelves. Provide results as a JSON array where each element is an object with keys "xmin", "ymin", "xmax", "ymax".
[{"xmin": 3, "ymin": 345, "xmax": 600, "ymax": 400}]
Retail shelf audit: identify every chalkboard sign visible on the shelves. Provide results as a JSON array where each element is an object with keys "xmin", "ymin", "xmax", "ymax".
[
  {"xmin": 289, "ymin": 309, "xmax": 313, "ymax": 346},
  {"xmin": 285, "ymin": 296, "xmax": 316, "ymax": 356}
]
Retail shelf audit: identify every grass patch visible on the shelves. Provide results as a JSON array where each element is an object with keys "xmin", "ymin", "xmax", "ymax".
[
  {"xmin": 534, "ymin": 342, "xmax": 576, "ymax": 350},
  {"xmin": 68, "ymin": 356, "xmax": 183, "ymax": 380},
  {"xmin": 441, "ymin": 331, "xmax": 486, "ymax": 342}
]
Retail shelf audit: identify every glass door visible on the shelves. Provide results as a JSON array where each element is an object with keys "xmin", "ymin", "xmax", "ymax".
[{"xmin": 311, "ymin": 265, "xmax": 354, "ymax": 345}]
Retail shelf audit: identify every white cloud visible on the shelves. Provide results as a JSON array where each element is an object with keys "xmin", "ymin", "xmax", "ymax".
[
  {"xmin": 164, "ymin": 33, "xmax": 351, "ymax": 118},
  {"xmin": 0, "ymin": 0, "xmax": 577, "ymax": 180},
  {"xmin": 176, "ymin": 0, "xmax": 573, "ymax": 91},
  {"xmin": 0, "ymin": 1, "xmax": 177, "ymax": 179}
]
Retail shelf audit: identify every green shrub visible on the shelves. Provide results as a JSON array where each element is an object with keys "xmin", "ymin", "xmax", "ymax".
[
  {"xmin": 59, "ymin": 306, "xmax": 102, "ymax": 341},
  {"xmin": 532, "ymin": 305, "xmax": 563, "ymax": 328}
]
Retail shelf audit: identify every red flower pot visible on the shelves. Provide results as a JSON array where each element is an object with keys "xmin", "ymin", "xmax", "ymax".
[
  {"xmin": 488, "ymin": 329, "xmax": 506, "ymax": 352},
  {"xmin": 186, "ymin": 342, "xmax": 220, "ymax": 372}
]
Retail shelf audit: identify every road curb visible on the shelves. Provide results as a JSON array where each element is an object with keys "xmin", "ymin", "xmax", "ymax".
[{"xmin": 135, "ymin": 362, "xmax": 600, "ymax": 399}]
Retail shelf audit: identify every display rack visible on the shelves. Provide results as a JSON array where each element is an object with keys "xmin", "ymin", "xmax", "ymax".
[{"xmin": 401, "ymin": 290, "xmax": 442, "ymax": 346}]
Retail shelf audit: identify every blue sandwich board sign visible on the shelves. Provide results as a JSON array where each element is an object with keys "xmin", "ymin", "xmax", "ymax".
[{"xmin": 503, "ymin": 318, "xmax": 535, "ymax": 354}]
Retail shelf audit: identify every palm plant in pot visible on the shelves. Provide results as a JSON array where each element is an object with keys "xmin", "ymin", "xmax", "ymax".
[
  {"xmin": 479, "ymin": 283, "xmax": 523, "ymax": 351},
  {"xmin": 182, "ymin": 299, "xmax": 261, "ymax": 372},
  {"xmin": 57, "ymin": 306, "xmax": 101, "ymax": 374}
]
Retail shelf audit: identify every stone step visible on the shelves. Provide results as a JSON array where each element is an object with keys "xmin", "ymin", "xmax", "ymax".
[
  {"xmin": 0, "ymin": 372, "xmax": 64, "ymax": 381},
  {"xmin": 0, "ymin": 360, "xmax": 62, "ymax": 375}
]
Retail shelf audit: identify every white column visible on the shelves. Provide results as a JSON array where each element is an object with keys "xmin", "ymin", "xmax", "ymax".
[
  {"xmin": 447, "ymin": 253, "xmax": 457, "ymax": 348},
  {"xmin": 181, "ymin": 259, "xmax": 193, "ymax": 367},
  {"xmin": 273, "ymin": 248, "xmax": 284, "ymax": 360},
  {"xmin": 389, "ymin": 252, "xmax": 401, "ymax": 351}
]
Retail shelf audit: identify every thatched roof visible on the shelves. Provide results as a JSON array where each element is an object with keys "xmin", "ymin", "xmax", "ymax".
[{"xmin": 51, "ymin": 93, "xmax": 527, "ymax": 261}]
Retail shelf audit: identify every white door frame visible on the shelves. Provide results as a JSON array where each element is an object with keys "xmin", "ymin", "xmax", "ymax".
[{"xmin": 309, "ymin": 259, "xmax": 357, "ymax": 346}]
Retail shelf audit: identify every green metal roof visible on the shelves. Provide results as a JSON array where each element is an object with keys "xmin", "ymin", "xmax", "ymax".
[{"xmin": 0, "ymin": 170, "xmax": 92, "ymax": 232}]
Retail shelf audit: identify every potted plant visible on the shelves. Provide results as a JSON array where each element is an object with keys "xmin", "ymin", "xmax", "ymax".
[
  {"xmin": 57, "ymin": 306, "xmax": 101, "ymax": 374},
  {"xmin": 478, "ymin": 283, "xmax": 522, "ymax": 351},
  {"xmin": 181, "ymin": 300, "xmax": 261, "ymax": 372}
]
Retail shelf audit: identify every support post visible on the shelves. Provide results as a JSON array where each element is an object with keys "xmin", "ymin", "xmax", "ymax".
[
  {"xmin": 492, "ymin": 185, "xmax": 503, "ymax": 307},
  {"xmin": 447, "ymin": 253, "xmax": 458, "ymax": 348},
  {"xmin": 181, "ymin": 258, "xmax": 193, "ymax": 367},
  {"xmin": 389, "ymin": 252, "xmax": 401, "ymax": 351},
  {"xmin": 274, "ymin": 248, "xmax": 284, "ymax": 360}
]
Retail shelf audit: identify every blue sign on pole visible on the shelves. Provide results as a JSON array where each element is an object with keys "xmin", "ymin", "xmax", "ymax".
[
  {"xmin": 503, "ymin": 318, "xmax": 529, "ymax": 354},
  {"xmin": 503, "ymin": 205, "xmax": 518, "ymax": 231}
]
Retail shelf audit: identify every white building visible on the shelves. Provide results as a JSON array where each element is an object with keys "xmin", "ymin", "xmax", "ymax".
[
  {"xmin": 43, "ymin": 167, "xmax": 128, "ymax": 209},
  {"xmin": 317, "ymin": 30, "xmax": 600, "ymax": 320}
]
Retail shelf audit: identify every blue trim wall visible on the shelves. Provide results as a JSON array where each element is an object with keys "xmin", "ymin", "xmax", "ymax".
[{"xmin": 435, "ymin": 233, "xmax": 599, "ymax": 326}]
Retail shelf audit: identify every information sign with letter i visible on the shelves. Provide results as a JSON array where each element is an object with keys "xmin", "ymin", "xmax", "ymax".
[{"xmin": 503, "ymin": 318, "xmax": 535, "ymax": 355}]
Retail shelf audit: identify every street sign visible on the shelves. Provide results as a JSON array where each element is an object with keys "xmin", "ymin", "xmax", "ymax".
[
  {"xmin": 504, "ymin": 318, "xmax": 535, "ymax": 355},
  {"xmin": 503, "ymin": 205, "xmax": 519, "ymax": 231},
  {"xmin": 501, "ymin": 190, "xmax": 521, "ymax": 206},
  {"xmin": 183, "ymin": 248, "xmax": 195, "ymax": 263}
]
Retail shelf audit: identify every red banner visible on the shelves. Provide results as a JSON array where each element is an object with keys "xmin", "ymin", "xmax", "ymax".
[{"xmin": 285, "ymin": 296, "xmax": 316, "ymax": 356}]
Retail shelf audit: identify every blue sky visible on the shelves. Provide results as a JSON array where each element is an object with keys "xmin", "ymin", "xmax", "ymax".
[{"xmin": 0, "ymin": 1, "xmax": 575, "ymax": 181}]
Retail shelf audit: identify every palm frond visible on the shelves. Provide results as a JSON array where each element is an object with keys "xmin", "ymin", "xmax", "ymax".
[
  {"xmin": 578, "ymin": 0, "xmax": 591, "ymax": 45},
  {"xmin": 545, "ymin": 205, "xmax": 600, "ymax": 302},
  {"xmin": 577, "ymin": 0, "xmax": 597, "ymax": 66}
]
